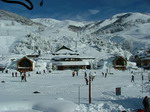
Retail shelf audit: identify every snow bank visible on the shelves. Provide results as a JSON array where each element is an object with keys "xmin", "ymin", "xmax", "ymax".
[
  {"xmin": 32, "ymin": 98, "xmax": 78, "ymax": 112},
  {"xmin": 0, "ymin": 101, "xmax": 33, "ymax": 112},
  {"xmin": 0, "ymin": 98, "xmax": 78, "ymax": 112},
  {"xmin": 75, "ymin": 103, "xmax": 126, "ymax": 112}
]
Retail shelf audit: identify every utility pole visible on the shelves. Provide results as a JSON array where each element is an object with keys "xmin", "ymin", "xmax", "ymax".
[
  {"xmin": 140, "ymin": 68, "xmax": 144, "ymax": 93},
  {"xmin": 142, "ymin": 73, "xmax": 144, "ymax": 93},
  {"xmin": 86, "ymin": 72, "xmax": 96, "ymax": 104},
  {"xmin": 78, "ymin": 86, "xmax": 80, "ymax": 105},
  {"xmin": 89, "ymin": 75, "xmax": 92, "ymax": 104}
]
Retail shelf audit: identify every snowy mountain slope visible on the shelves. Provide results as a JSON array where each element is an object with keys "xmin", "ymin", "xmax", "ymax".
[
  {"xmin": 0, "ymin": 19, "xmax": 42, "ymax": 54},
  {"xmin": 77, "ymin": 13, "xmax": 150, "ymax": 35},
  {"xmin": 32, "ymin": 18, "xmax": 85, "ymax": 41},
  {"xmin": 0, "ymin": 10, "xmax": 150, "ymax": 59},
  {"xmin": 70, "ymin": 12, "xmax": 150, "ymax": 54},
  {"xmin": 0, "ymin": 10, "xmax": 44, "ymax": 26}
]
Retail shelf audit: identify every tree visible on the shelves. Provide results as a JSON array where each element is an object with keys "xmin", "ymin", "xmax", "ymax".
[{"xmin": 122, "ymin": 39, "xmax": 133, "ymax": 52}]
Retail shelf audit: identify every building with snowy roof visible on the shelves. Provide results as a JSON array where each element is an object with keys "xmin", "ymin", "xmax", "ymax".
[
  {"xmin": 51, "ymin": 55, "xmax": 95, "ymax": 70},
  {"xmin": 140, "ymin": 57, "xmax": 150, "ymax": 69},
  {"xmin": 17, "ymin": 56, "xmax": 35, "ymax": 72},
  {"xmin": 51, "ymin": 46, "xmax": 95, "ymax": 70},
  {"xmin": 134, "ymin": 49, "xmax": 150, "ymax": 69},
  {"xmin": 113, "ymin": 56, "xmax": 127, "ymax": 70}
]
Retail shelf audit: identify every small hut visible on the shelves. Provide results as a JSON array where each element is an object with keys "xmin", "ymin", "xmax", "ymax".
[
  {"xmin": 113, "ymin": 56, "xmax": 127, "ymax": 70},
  {"xmin": 17, "ymin": 56, "xmax": 35, "ymax": 72}
]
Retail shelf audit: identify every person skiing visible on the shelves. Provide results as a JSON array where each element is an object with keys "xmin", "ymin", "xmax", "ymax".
[
  {"xmin": 72, "ymin": 71, "xmax": 75, "ymax": 77},
  {"xmin": 84, "ymin": 72, "xmax": 87, "ymax": 78},
  {"xmin": 85, "ymin": 77, "xmax": 88, "ymax": 85},
  {"xmin": 15, "ymin": 72, "xmax": 17, "ymax": 77},
  {"xmin": 84, "ymin": 72, "xmax": 88, "ymax": 85},
  {"xmin": 105, "ymin": 73, "xmax": 107, "ymax": 78},
  {"xmin": 21, "ymin": 72, "xmax": 27, "ymax": 82},
  {"xmin": 12, "ymin": 72, "xmax": 14, "ymax": 77},
  {"xmin": 131, "ymin": 75, "xmax": 134, "ymax": 82},
  {"xmin": 102, "ymin": 72, "xmax": 104, "ymax": 77},
  {"xmin": 21, "ymin": 73, "xmax": 24, "ymax": 82}
]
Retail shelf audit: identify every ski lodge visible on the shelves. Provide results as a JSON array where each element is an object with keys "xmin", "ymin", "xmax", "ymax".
[{"xmin": 51, "ymin": 46, "xmax": 95, "ymax": 70}]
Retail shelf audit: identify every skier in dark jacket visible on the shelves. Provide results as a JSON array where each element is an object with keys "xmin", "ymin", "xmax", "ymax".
[{"xmin": 131, "ymin": 75, "xmax": 134, "ymax": 82}]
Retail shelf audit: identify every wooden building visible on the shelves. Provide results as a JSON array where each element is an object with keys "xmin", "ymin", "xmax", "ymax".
[
  {"xmin": 134, "ymin": 49, "xmax": 150, "ymax": 69},
  {"xmin": 140, "ymin": 57, "xmax": 150, "ymax": 69},
  {"xmin": 17, "ymin": 56, "xmax": 35, "ymax": 72},
  {"xmin": 113, "ymin": 56, "xmax": 127, "ymax": 70}
]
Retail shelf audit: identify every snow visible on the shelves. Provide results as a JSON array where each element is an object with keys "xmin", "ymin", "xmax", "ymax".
[
  {"xmin": 52, "ymin": 61, "xmax": 90, "ymax": 66},
  {"xmin": 0, "ymin": 68, "xmax": 149, "ymax": 112}
]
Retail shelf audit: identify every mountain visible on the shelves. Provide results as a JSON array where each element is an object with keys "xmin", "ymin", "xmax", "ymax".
[
  {"xmin": 69, "ymin": 12, "xmax": 150, "ymax": 54},
  {"xmin": 0, "ymin": 10, "xmax": 44, "ymax": 26},
  {"xmin": 0, "ymin": 10, "xmax": 150, "ymax": 60},
  {"xmin": 76, "ymin": 13, "xmax": 150, "ymax": 35}
]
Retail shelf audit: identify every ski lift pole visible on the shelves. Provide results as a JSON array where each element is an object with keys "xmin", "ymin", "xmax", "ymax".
[
  {"xmin": 89, "ymin": 75, "xmax": 92, "ymax": 104},
  {"xmin": 88, "ymin": 71, "xmax": 96, "ymax": 104},
  {"xmin": 142, "ymin": 74, "xmax": 144, "ymax": 93},
  {"xmin": 78, "ymin": 86, "xmax": 80, "ymax": 105}
]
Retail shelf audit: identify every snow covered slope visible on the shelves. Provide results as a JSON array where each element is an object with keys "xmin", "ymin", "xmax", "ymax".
[
  {"xmin": 0, "ymin": 10, "xmax": 150, "ymax": 58},
  {"xmin": 73, "ymin": 12, "xmax": 150, "ymax": 54},
  {"xmin": 0, "ymin": 10, "xmax": 44, "ymax": 26}
]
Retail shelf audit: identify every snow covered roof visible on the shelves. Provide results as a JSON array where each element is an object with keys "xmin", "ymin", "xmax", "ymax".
[
  {"xmin": 7, "ymin": 56, "xmax": 36, "ymax": 70},
  {"xmin": 18, "ymin": 56, "xmax": 35, "ymax": 63},
  {"xmin": 52, "ymin": 55, "xmax": 95, "ymax": 60},
  {"xmin": 56, "ymin": 46, "xmax": 73, "ymax": 52},
  {"xmin": 53, "ymin": 61, "xmax": 90, "ymax": 66},
  {"xmin": 55, "ymin": 49, "xmax": 78, "ymax": 55},
  {"xmin": 54, "ymin": 46, "xmax": 79, "ymax": 55}
]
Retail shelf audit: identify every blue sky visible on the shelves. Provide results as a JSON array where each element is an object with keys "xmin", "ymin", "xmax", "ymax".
[{"xmin": 1, "ymin": 0, "xmax": 150, "ymax": 21}]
